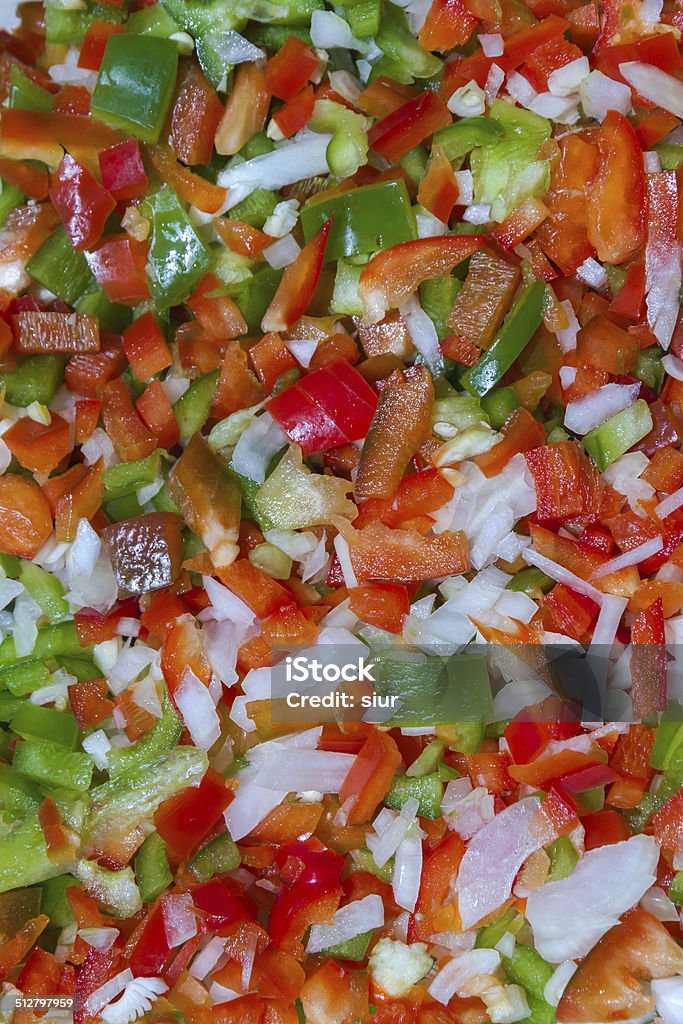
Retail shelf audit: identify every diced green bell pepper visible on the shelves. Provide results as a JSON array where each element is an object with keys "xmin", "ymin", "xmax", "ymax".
[
  {"xmin": 433, "ymin": 116, "xmax": 505, "ymax": 162},
  {"xmin": 669, "ymin": 870, "xmax": 683, "ymax": 906},
  {"xmin": 103, "ymin": 450, "xmax": 164, "ymax": 502},
  {"xmin": 653, "ymin": 142, "xmax": 683, "ymax": 171},
  {"xmin": 19, "ymin": 561, "xmax": 69, "ymax": 623},
  {"xmin": 143, "ymin": 186, "xmax": 213, "ymax": 309},
  {"xmin": 506, "ymin": 567, "xmax": 554, "ymax": 598},
  {"xmin": 135, "ymin": 832, "xmax": 173, "ymax": 901},
  {"xmin": 228, "ymin": 189, "xmax": 280, "ymax": 229},
  {"xmin": 437, "ymin": 720, "xmax": 485, "ymax": 754},
  {"xmin": 76, "ymin": 287, "xmax": 133, "ymax": 334},
  {"xmin": 13, "ymin": 738, "xmax": 93, "ymax": 792},
  {"xmin": 634, "ymin": 346, "xmax": 664, "ymax": 392},
  {"xmin": 0, "ymin": 814, "xmax": 70, "ymax": 892},
  {"xmin": 384, "ymin": 773, "xmax": 444, "ymax": 818},
  {"xmin": 26, "ymin": 227, "xmax": 94, "ymax": 307},
  {"xmin": 406, "ymin": 740, "xmax": 445, "ymax": 778},
  {"xmin": 462, "ymin": 281, "xmax": 546, "ymax": 397},
  {"xmin": 0, "ymin": 181, "xmax": 24, "ymax": 229},
  {"xmin": 9, "ymin": 66, "xmax": 53, "ymax": 112},
  {"xmin": 332, "ymin": 260, "xmax": 364, "ymax": 317},
  {"xmin": 420, "ymin": 275, "xmax": 462, "ymax": 342},
  {"xmin": 350, "ymin": 848, "xmax": 394, "ymax": 883},
  {"xmin": 309, "ymin": 99, "xmax": 370, "ymax": 178},
  {"xmin": 56, "ymin": 656, "xmax": 103, "ymax": 683},
  {"xmin": 0, "ymin": 554, "xmax": 20, "ymax": 579},
  {"xmin": 399, "ymin": 145, "xmax": 429, "ymax": 187},
  {"xmin": 323, "ymin": 930, "xmax": 372, "ymax": 961},
  {"xmin": 347, "ymin": 0, "xmax": 381, "ymax": 37},
  {"xmin": 546, "ymin": 835, "xmax": 578, "ymax": 881},
  {"xmin": 254, "ymin": 446, "xmax": 355, "ymax": 531},
  {"xmin": 0, "ymin": 763, "xmax": 41, "ymax": 819},
  {"xmin": 190, "ymin": 831, "xmax": 241, "ymax": 881},
  {"xmin": 1, "ymin": 659, "xmax": 51, "ymax": 697},
  {"xmin": 45, "ymin": 2, "xmax": 125, "ymax": 44},
  {"xmin": 75, "ymin": 859, "xmax": 141, "ymax": 919},
  {"xmin": 173, "ymin": 369, "xmax": 220, "ymax": 441},
  {"xmin": 107, "ymin": 694, "xmax": 182, "ymax": 779},
  {"xmin": 92, "ymin": 34, "xmax": 178, "ymax": 143},
  {"xmin": 651, "ymin": 720, "xmax": 683, "ymax": 771},
  {"xmin": 105, "ymin": 493, "xmax": 145, "ymax": 524},
  {"xmin": 476, "ymin": 907, "xmax": 523, "ymax": 948},
  {"xmin": 126, "ymin": 4, "xmax": 180, "ymax": 36},
  {"xmin": 481, "ymin": 386, "xmax": 520, "ymax": 429},
  {"xmin": 0, "ymin": 355, "xmax": 65, "ymax": 407},
  {"xmin": 40, "ymin": 875, "xmax": 76, "ymax": 929},
  {"xmin": 11, "ymin": 704, "xmax": 80, "ymax": 750},
  {"xmin": 302, "ymin": 179, "xmax": 416, "ymax": 261},
  {"xmin": 235, "ymin": 265, "xmax": 283, "ymax": 334},
  {"xmin": 0, "ymin": 620, "xmax": 86, "ymax": 668},
  {"xmin": 582, "ymin": 399, "xmax": 653, "ymax": 472},
  {"xmin": 375, "ymin": 2, "xmax": 441, "ymax": 80}
]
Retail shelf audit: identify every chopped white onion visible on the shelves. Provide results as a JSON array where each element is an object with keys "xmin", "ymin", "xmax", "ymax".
[
  {"xmin": 524, "ymin": 547, "xmax": 603, "ymax": 605},
  {"xmin": 652, "ymin": 976, "xmax": 683, "ymax": 1024},
  {"xmin": 640, "ymin": 886, "xmax": 680, "ymax": 922},
  {"xmin": 448, "ymin": 81, "xmax": 486, "ymax": 116},
  {"xmin": 454, "ymin": 170, "xmax": 474, "ymax": 206},
  {"xmin": 620, "ymin": 61, "xmax": 683, "ymax": 117},
  {"xmin": 204, "ymin": 30, "xmax": 264, "ymax": 64},
  {"xmin": 555, "ymin": 300, "xmax": 580, "ymax": 353},
  {"xmin": 479, "ymin": 33, "xmax": 504, "ymax": 57},
  {"xmin": 506, "ymin": 70, "xmax": 538, "ymax": 107},
  {"xmin": 285, "ymin": 337, "xmax": 318, "ymax": 367},
  {"xmin": 263, "ymin": 233, "xmax": 301, "ymax": 269},
  {"xmin": 85, "ymin": 970, "xmax": 134, "ymax": 1016},
  {"xmin": 263, "ymin": 199, "xmax": 299, "ymax": 239},
  {"xmin": 368, "ymin": 801, "xmax": 419, "ymax": 868},
  {"xmin": 580, "ymin": 69, "xmax": 632, "ymax": 122},
  {"xmin": 83, "ymin": 730, "xmax": 111, "ymax": 771},
  {"xmin": 429, "ymin": 949, "xmax": 502, "ymax": 1005},
  {"xmin": 463, "ymin": 203, "xmax": 491, "ymax": 224},
  {"xmin": 657, "ymin": 485, "xmax": 683, "ymax": 520},
  {"xmin": 399, "ymin": 294, "xmax": 443, "ymax": 377},
  {"xmin": 202, "ymin": 575, "xmax": 255, "ymax": 627},
  {"xmin": 526, "ymin": 834, "xmax": 659, "ymax": 961},
  {"xmin": 485, "ymin": 63, "xmax": 505, "ymax": 103},
  {"xmin": 333, "ymin": 534, "xmax": 358, "ymax": 588},
  {"xmin": 590, "ymin": 593, "xmax": 627, "ymax": 648},
  {"xmin": 543, "ymin": 960, "xmax": 577, "ymax": 1007},
  {"xmin": 644, "ymin": 150, "xmax": 662, "ymax": 173},
  {"xmin": 564, "ymin": 384, "xmax": 639, "ymax": 435},
  {"xmin": 231, "ymin": 411, "xmax": 288, "ymax": 484},
  {"xmin": 189, "ymin": 937, "xmax": 228, "ymax": 981},
  {"xmin": 548, "ymin": 57, "xmax": 590, "ymax": 97},
  {"xmin": 0, "ymin": 578, "xmax": 22, "ymax": 611},
  {"xmin": 101, "ymin": 976, "xmax": 168, "ymax": 1024},
  {"xmin": 576, "ymin": 256, "xmax": 608, "ymax": 289},
  {"xmin": 162, "ymin": 894, "xmax": 197, "ymax": 948},
  {"xmin": 310, "ymin": 10, "xmax": 368, "ymax": 51},
  {"xmin": 250, "ymin": 748, "xmax": 356, "ymax": 793},
  {"xmin": 664, "ymin": 353, "xmax": 683, "ymax": 381},
  {"xmin": 174, "ymin": 668, "xmax": 221, "ymax": 751},
  {"xmin": 591, "ymin": 537, "xmax": 663, "ymax": 579},
  {"xmin": 218, "ymin": 134, "xmax": 333, "ymax": 212},
  {"xmin": 307, "ymin": 895, "xmax": 385, "ymax": 953},
  {"xmin": 393, "ymin": 826, "xmax": 422, "ymax": 912},
  {"xmin": 529, "ymin": 92, "xmax": 579, "ymax": 122},
  {"xmin": 456, "ymin": 798, "xmax": 543, "ymax": 929}
]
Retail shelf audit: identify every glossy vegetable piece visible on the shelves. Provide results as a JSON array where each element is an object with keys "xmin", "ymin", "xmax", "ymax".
[
  {"xmin": 419, "ymin": 0, "xmax": 476, "ymax": 50},
  {"xmin": 48, "ymin": 153, "xmax": 115, "ymax": 252},
  {"xmin": 417, "ymin": 144, "xmax": 460, "ymax": 223},
  {"xmin": 301, "ymin": 179, "xmax": 417, "ymax": 262},
  {"xmin": 91, "ymin": 33, "xmax": 178, "ymax": 142},
  {"xmin": 461, "ymin": 281, "xmax": 545, "ymax": 397},
  {"xmin": 122, "ymin": 312, "xmax": 172, "ymax": 380},
  {"xmin": 262, "ymin": 219, "xmax": 332, "ymax": 334},
  {"xmin": 411, "ymin": 832, "xmax": 465, "ymax": 940},
  {"xmin": 583, "ymin": 399, "xmax": 653, "ymax": 471},
  {"xmin": 12, "ymin": 312, "xmax": 99, "ymax": 354},
  {"xmin": 102, "ymin": 512, "xmax": 183, "ymax": 595},
  {"xmin": 136, "ymin": 380, "xmax": 180, "ymax": 450},
  {"xmin": 336, "ymin": 518, "xmax": 469, "ymax": 582},
  {"xmin": 186, "ymin": 272, "xmax": 247, "ymax": 339},
  {"xmin": 143, "ymin": 185, "xmax": 213, "ymax": 309},
  {"xmin": 448, "ymin": 249, "xmax": 521, "ymax": 351},
  {"xmin": 4, "ymin": 413, "xmax": 71, "ymax": 476},
  {"xmin": 355, "ymin": 366, "xmax": 433, "ymax": 500},
  {"xmin": 524, "ymin": 441, "xmax": 602, "ymax": 525},
  {"xmin": 155, "ymin": 768, "xmax": 232, "ymax": 861},
  {"xmin": 359, "ymin": 234, "xmax": 486, "ymax": 324},
  {"xmin": 101, "ymin": 379, "xmax": 158, "ymax": 462},
  {"xmin": 269, "ymin": 841, "xmax": 344, "ymax": 958},
  {"xmin": 171, "ymin": 58, "xmax": 223, "ymax": 166},
  {"xmin": 98, "ymin": 138, "xmax": 148, "ymax": 201},
  {"xmin": 215, "ymin": 61, "xmax": 269, "ymax": 156},
  {"xmin": 348, "ymin": 582, "xmax": 410, "ymax": 633},
  {"xmin": 0, "ymin": 476, "xmax": 52, "ymax": 560},
  {"xmin": 266, "ymin": 36, "xmax": 320, "ymax": 100},
  {"xmin": 368, "ymin": 89, "xmax": 451, "ymax": 162},
  {"xmin": 145, "ymin": 143, "xmax": 227, "ymax": 215},
  {"xmin": 86, "ymin": 235, "xmax": 149, "ymax": 306},
  {"xmin": 557, "ymin": 908, "xmax": 683, "ymax": 1022},
  {"xmin": 586, "ymin": 111, "xmax": 646, "ymax": 264},
  {"xmin": 340, "ymin": 728, "xmax": 402, "ymax": 824},
  {"xmin": 169, "ymin": 432, "xmax": 242, "ymax": 570}
]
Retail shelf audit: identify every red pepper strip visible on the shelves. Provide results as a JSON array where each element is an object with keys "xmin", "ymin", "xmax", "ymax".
[
  {"xmin": 1, "ymin": 109, "xmax": 122, "ymax": 149},
  {"xmin": 77, "ymin": 21, "xmax": 125, "ymax": 71},
  {"xmin": 358, "ymin": 234, "xmax": 485, "ymax": 324},
  {"xmin": 630, "ymin": 597, "xmax": 667, "ymax": 718},
  {"xmin": 491, "ymin": 196, "xmax": 549, "ymax": 251},
  {"xmin": 504, "ymin": 720, "xmax": 580, "ymax": 764},
  {"xmin": 338, "ymin": 728, "xmax": 402, "ymax": 823},
  {"xmin": 598, "ymin": 32, "xmax": 682, "ymax": 87},
  {"xmin": 585, "ymin": 110, "xmax": 646, "ymax": 265},
  {"xmin": 101, "ymin": 378, "xmax": 157, "ymax": 462},
  {"xmin": 524, "ymin": 440, "xmax": 602, "ymax": 526},
  {"xmin": 417, "ymin": 144, "xmax": 460, "ymax": 223},
  {"xmin": 98, "ymin": 139, "xmax": 148, "ymax": 201},
  {"xmin": 86, "ymin": 235, "xmax": 150, "ymax": 306},
  {"xmin": 261, "ymin": 218, "xmax": 332, "ymax": 333},
  {"xmin": 418, "ymin": 0, "xmax": 477, "ymax": 51},
  {"xmin": 48, "ymin": 153, "xmax": 116, "ymax": 252},
  {"xmin": 541, "ymin": 583, "xmax": 599, "ymax": 641},
  {"xmin": 68, "ymin": 679, "xmax": 114, "ymax": 730},
  {"xmin": 0, "ymin": 916, "xmax": 49, "ymax": 980},
  {"xmin": 3, "ymin": 412, "xmax": 72, "ymax": 475},
  {"xmin": 609, "ymin": 262, "xmax": 646, "ymax": 320},
  {"xmin": 269, "ymin": 842, "xmax": 343, "ymax": 958},
  {"xmin": 186, "ymin": 272, "xmax": 247, "ymax": 339},
  {"xmin": 192, "ymin": 879, "xmax": 256, "ymax": 931},
  {"xmin": 128, "ymin": 906, "xmax": 172, "ymax": 978},
  {"xmin": 74, "ymin": 598, "xmax": 139, "ymax": 646},
  {"xmin": 0, "ymin": 157, "xmax": 48, "ymax": 200},
  {"xmin": 171, "ymin": 60, "xmax": 224, "ymax": 167},
  {"xmin": 273, "ymin": 85, "xmax": 315, "ymax": 138},
  {"xmin": 645, "ymin": 170, "xmax": 679, "ymax": 347},
  {"xmin": 521, "ymin": 35, "xmax": 583, "ymax": 92},
  {"xmin": 145, "ymin": 144, "xmax": 227, "ymax": 215},
  {"xmin": 557, "ymin": 908, "xmax": 683, "ymax": 1023},
  {"xmin": 368, "ymin": 89, "xmax": 451, "ymax": 162},
  {"xmin": 508, "ymin": 749, "xmax": 618, "ymax": 793},
  {"xmin": 336, "ymin": 517, "xmax": 470, "ymax": 582},
  {"xmin": 267, "ymin": 360, "xmax": 378, "ymax": 454},
  {"xmin": 155, "ymin": 769, "xmax": 232, "ymax": 861},
  {"xmin": 12, "ymin": 312, "xmax": 100, "ymax": 354},
  {"xmin": 583, "ymin": 809, "xmax": 632, "ymax": 850},
  {"xmin": 410, "ymin": 833, "xmax": 465, "ymax": 941},
  {"xmin": 265, "ymin": 36, "xmax": 320, "ymax": 100},
  {"xmin": 136, "ymin": 380, "xmax": 180, "ymax": 450}
]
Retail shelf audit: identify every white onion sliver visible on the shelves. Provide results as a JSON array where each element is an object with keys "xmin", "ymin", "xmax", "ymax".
[
  {"xmin": 564, "ymin": 384, "xmax": 639, "ymax": 435},
  {"xmin": 524, "ymin": 548, "xmax": 604, "ymax": 605},
  {"xmin": 656, "ymin": 485, "xmax": 683, "ymax": 519},
  {"xmin": 591, "ymin": 537, "xmax": 663, "ymax": 579},
  {"xmin": 307, "ymin": 895, "xmax": 385, "ymax": 953},
  {"xmin": 84, "ymin": 970, "xmax": 133, "ymax": 1016},
  {"xmin": 429, "ymin": 949, "xmax": 501, "ymax": 1005},
  {"xmin": 479, "ymin": 33, "xmax": 504, "ymax": 56},
  {"xmin": 202, "ymin": 575, "xmax": 255, "ymax": 626},
  {"xmin": 263, "ymin": 234, "xmax": 301, "ymax": 269},
  {"xmin": 175, "ymin": 668, "xmax": 221, "ymax": 751},
  {"xmin": 620, "ymin": 61, "xmax": 683, "ymax": 117},
  {"xmin": 393, "ymin": 826, "xmax": 422, "ymax": 912},
  {"xmin": 204, "ymin": 30, "xmax": 264, "ymax": 64},
  {"xmin": 162, "ymin": 893, "xmax": 197, "ymax": 948}
]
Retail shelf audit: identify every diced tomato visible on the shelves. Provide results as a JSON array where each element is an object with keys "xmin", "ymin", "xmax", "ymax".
[{"xmin": 48, "ymin": 153, "xmax": 115, "ymax": 252}]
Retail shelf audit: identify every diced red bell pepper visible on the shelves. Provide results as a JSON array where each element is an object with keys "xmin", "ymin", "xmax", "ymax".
[
  {"xmin": 267, "ymin": 360, "xmax": 378, "ymax": 455},
  {"xmin": 418, "ymin": 0, "xmax": 477, "ymax": 51},
  {"xmin": 186, "ymin": 272, "xmax": 247, "ymax": 340},
  {"xmin": 77, "ymin": 21, "xmax": 125, "ymax": 71},
  {"xmin": 338, "ymin": 519, "xmax": 470, "ymax": 582},
  {"xmin": 155, "ymin": 768, "xmax": 232, "ymax": 862},
  {"xmin": 586, "ymin": 110, "xmax": 646, "ymax": 265},
  {"xmin": 410, "ymin": 832, "xmax": 465, "ymax": 940},
  {"xmin": 65, "ymin": 338, "xmax": 127, "ymax": 398},
  {"xmin": 521, "ymin": 35, "xmax": 583, "ymax": 92},
  {"xmin": 74, "ymin": 598, "xmax": 139, "ymax": 646},
  {"xmin": 635, "ymin": 109, "xmax": 681, "ymax": 149},
  {"xmin": 265, "ymin": 36, "xmax": 320, "ymax": 101},
  {"xmin": 504, "ymin": 720, "xmax": 579, "ymax": 764},
  {"xmin": 525, "ymin": 440, "xmax": 602, "ymax": 526},
  {"xmin": 3, "ymin": 413, "xmax": 72, "ymax": 475},
  {"xmin": 0, "ymin": 156, "xmax": 48, "ymax": 200},
  {"xmin": 68, "ymin": 678, "xmax": 114, "ymax": 730},
  {"xmin": 609, "ymin": 262, "xmax": 646, "ymax": 320},
  {"xmin": 191, "ymin": 878, "xmax": 256, "ymax": 932},
  {"xmin": 358, "ymin": 234, "xmax": 485, "ymax": 323},
  {"xmin": 598, "ymin": 32, "xmax": 682, "ymax": 88},
  {"xmin": 273, "ymin": 85, "xmax": 315, "ymax": 138},
  {"xmin": 38, "ymin": 797, "xmax": 78, "ymax": 864},
  {"xmin": 214, "ymin": 340, "xmax": 264, "ymax": 417},
  {"xmin": 270, "ymin": 841, "xmax": 343, "ymax": 958},
  {"xmin": 537, "ymin": 787, "xmax": 580, "ymax": 837},
  {"xmin": 101, "ymin": 378, "xmax": 157, "ymax": 462},
  {"xmin": 649, "ymin": 788, "xmax": 683, "ymax": 864},
  {"xmin": 508, "ymin": 749, "xmax": 618, "ymax": 794},
  {"xmin": 215, "ymin": 61, "xmax": 270, "ymax": 157},
  {"xmin": 86, "ymin": 234, "xmax": 150, "ymax": 306},
  {"xmin": 0, "ymin": 916, "xmax": 49, "ymax": 982},
  {"xmin": 214, "ymin": 218, "xmax": 273, "ymax": 258},
  {"xmin": 262, "ymin": 219, "xmax": 332, "ymax": 334},
  {"xmin": 217, "ymin": 558, "xmax": 294, "ymax": 619},
  {"xmin": 492, "ymin": 195, "xmax": 549, "ymax": 251},
  {"xmin": 146, "ymin": 143, "xmax": 228, "ymax": 215},
  {"xmin": 128, "ymin": 906, "xmax": 172, "ymax": 978},
  {"xmin": 475, "ymin": 407, "xmax": 545, "ymax": 478},
  {"xmin": 349, "ymin": 582, "xmax": 410, "ymax": 634},
  {"xmin": 48, "ymin": 153, "xmax": 115, "ymax": 252},
  {"xmin": 135, "ymin": 379, "xmax": 180, "ymax": 450},
  {"xmin": 98, "ymin": 139, "xmax": 148, "ymax": 202},
  {"xmin": 16, "ymin": 947, "xmax": 62, "ymax": 1001},
  {"xmin": 171, "ymin": 59, "xmax": 224, "ymax": 166},
  {"xmin": 249, "ymin": 332, "xmax": 298, "ymax": 395},
  {"xmin": 631, "ymin": 597, "xmax": 667, "ymax": 718},
  {"xmin": 339, "ymin": 728, "xmax": 402, "ymax": 825},
  {"xmin": 541, "ymin": 583, "xmax": 599, "ymax": 641},
  {"xmin": 583, "ymin": 809, "xmax": 632, "ymax": 850},
  {"xmin": 55, "ymin": 460, "xmax": 104, "ymax": 544},
  {"xmin": 0, "ymin": 475, "xmax": 52, "ymax": 560},
  {"xmin": 161, "ymin": 614, "xmax": 212, "ymax": 691},
  {"xmin": 368, "ymin": 89, "xmax": 451, "ymax": 162},
  {"xmin": 74, "ymin": 398, "xmax": 101, "ymax": 444},
  {"xmin": 417, "ymin": 144, "xmax": 460, "ymax": 223},
  {"xmin": 122, "ymin": 311, "xmax": 172, "ymax": 380},
  {"xmin": 13, "ymin": 312, "xmax": 99, "ymax": 354}
]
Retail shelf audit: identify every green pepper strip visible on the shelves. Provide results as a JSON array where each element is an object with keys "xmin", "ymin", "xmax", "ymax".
[
  {"xmin": 582, "ymin": 399, "xmax": 653, "ymax": 472},
  {"xmin": 462, "ymin": 281, "xmax": 546, "ymax": 397},
  {"xmin": 301, "ymin": 179, "xmax": 417, "ymax": 261}
]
